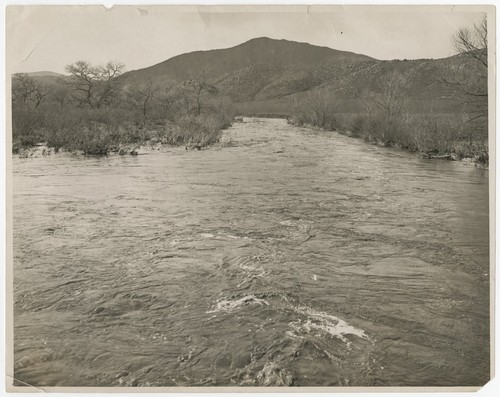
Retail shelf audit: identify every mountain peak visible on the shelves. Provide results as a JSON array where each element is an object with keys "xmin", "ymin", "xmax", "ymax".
[
  {"xmin": 244, "ymin": 36, "xmax": 274, "ymax": 42},
  {"xmin": 120, "ymin": 37, "xmax": 375, "ymax": 86}
]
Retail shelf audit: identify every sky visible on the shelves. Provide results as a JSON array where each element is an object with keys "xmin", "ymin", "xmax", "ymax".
[{"xmin": 6, "ymin": 5, "xmax": 489, "ymax": 75}]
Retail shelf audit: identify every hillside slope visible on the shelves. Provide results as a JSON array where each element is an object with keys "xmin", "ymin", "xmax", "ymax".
[{"xmin": 118, "ymin": 37, "xmax": 374, "ymax": 86}]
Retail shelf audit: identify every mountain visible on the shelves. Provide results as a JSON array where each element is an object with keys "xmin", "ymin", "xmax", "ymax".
[
  {"xmin": 118, "ymin": 37, "xmax": 374, "ymax": 86},
  {"xmin": 117, "ymin": 37, "xmax": 475, "ymax": 116}
]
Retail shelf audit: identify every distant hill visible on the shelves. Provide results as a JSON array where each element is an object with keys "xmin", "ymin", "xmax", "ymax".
[{"xmin": 27, "ymin": 71, "xmax": 65, "ymax": 78}]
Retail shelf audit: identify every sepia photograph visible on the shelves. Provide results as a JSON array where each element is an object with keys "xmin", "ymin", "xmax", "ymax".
[{"xmin": 5, "ymin": 4, "xmax": 494, "ymax": 391}]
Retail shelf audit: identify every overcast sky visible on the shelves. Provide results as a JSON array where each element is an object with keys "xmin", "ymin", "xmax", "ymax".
[{"xmin": 6, "ymin": 5, "xmax": 488, "ymax": 75}]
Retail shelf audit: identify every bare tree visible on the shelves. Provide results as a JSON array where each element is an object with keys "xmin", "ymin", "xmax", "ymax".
[
  {"xmin": 181, "ymin": 72, "xmax": 218, "ymax": 115},
  {"xmin": 30, "ymin": 84, "xmax": 49, "ymax": 108},
  {"xmin": 12, "ymin": 74, "xmax": 38, "ymax": 105},
  {"xmin": 65, "ymin": 61, "xmax": 95, "ymax": 108},
  {"xmin": 125, "ymin": 79, "xmax": 157, "ymax": 125},
  {"xmin": 373, "ymin": 71, "xmax": 409, "ymax": 119},
  {"xmin": 12, "ymin": 73, "xmax": 49, "ymax": 107},
  {"xmin": 156, "ymin": 83, "xmax": 176, "ymax": 116},
  {"xmin": 290, "ymin": 89, "xmax": 339, "ymax": 131},
  {"xmin": 357, "ymin": 71, "xmax": 412, "ymax": 145},
  {"xmin": 361, "ymin": 71, "xmax": 409, "ymax": 121},
  {"xmin": 445, "ymin": 16, "xmax": 489, "ymax": 150},
  {"xmin": 65, "ymin": 61, "xmax": 124, "ymax": 108},
  {"xmin": 51, "ymin": 79, "xmax": 72, "ymax": 107},
  {"xmin": 12, "ymin": 73, "xmax": 36, "ymax": 104},
  {"xmin": 453, "ymin": 16, "xmax": 487, "ymax": 68},
  {"xmin": 444, "ymin": 16, "xmax": 488, "ymax": 123},
  {"xmin": 95, "ymin": 61, "xmax": 126, "ymax": 108}
]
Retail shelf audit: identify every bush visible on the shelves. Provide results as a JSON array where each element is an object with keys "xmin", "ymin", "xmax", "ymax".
[
  {"xmin": 412, "ymin": 117, "xmax": 461, "ymax": 154},
  {"xmin": 74, "ymin": 128, "xmax": 113, "ymax": 155},
  {"xmin": 362, "ymin": 113, "xmax": 408, "ymax": 147},
  {"xmin": 290, "ymin": 91, "xmax": 340, "ymax": 131},
  {"xmin": 12, "ymin": 106, "xmax": 46, "ymax": 150},
  {"xmin": 350, "ymin": 115, "xmax": 365, "ymax": 137},
  {"xmin": 174, "ymin": 112, "xmax": 232, "ymax": 147}
]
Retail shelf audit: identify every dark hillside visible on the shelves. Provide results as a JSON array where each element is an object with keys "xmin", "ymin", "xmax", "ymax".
[{"xmin": 118, "ymin": 37, "xmax": 374, "ymax": 86}]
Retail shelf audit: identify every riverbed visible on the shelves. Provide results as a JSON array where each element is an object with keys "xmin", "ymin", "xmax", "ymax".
[{"xmin": 12, "ymin": 117, "xmax": 490, "ymax": 387}]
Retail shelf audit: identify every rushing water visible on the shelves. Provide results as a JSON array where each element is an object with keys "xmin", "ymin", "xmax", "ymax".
[{"xmin": 12, "ymin": 118, "xmax": 490, "ymax": 387}]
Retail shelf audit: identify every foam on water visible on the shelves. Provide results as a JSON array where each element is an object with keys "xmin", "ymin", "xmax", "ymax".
[
  {"xmin": 256, "ymin": 361, "xmax": 294, "ymax": 386},
  {"xmin": 237, "ymin": 263, "xmax": 267, "ymax": 287},
  {"xmin": 207, "ymin": 295, "xmax": 269, "ymax": 313},
  {"xmin": 289, "ymin": 306, "xmax": 371, "ymax": 346},
  {"xmin": 202, "ymin": 232, "xmax": 252, "ymax": 241},
  {"xmin": 279, "ymin": 219, "xmax": 312, "ymax": 232}
]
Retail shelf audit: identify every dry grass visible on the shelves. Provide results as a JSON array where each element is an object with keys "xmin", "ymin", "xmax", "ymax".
[{"xmin": 12, "ymin": 97, "xmax": 233, "ymax": 155}]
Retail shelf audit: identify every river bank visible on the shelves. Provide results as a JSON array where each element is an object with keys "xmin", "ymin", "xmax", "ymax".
[
  {"xmin": 12, "ymin": 103, "xmax": 235, "ymax": 157},
  {"xmin": 14, "ymin": 121, "xmax": 234, "ymax": 159},
  {"xmin": 15, "ymin": 140, "xmax": 183, "ymax": 158},
  {"xmin": 13, "ymin": 116, "xmax": 488, "ymax": 170},
  {"xmin": 289, "ymin": 119, "xmax": 489, "ymax": 168}
]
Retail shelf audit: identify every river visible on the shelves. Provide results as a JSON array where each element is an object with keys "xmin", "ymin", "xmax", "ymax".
[{"xmin": 12, "ymin": 117, "xmax": 490, "ymax": 387}]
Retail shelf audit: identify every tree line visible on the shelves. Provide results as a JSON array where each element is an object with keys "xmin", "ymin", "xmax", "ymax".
[{"xmin": 12, "ymin": 61, "xmax": 234, "ymax": 154}]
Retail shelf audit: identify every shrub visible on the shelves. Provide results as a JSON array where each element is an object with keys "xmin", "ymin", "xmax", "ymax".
[
  {"xmin": 71, "ymin": 124, "xmax": 113, "ymax": 155},
  {"xmin": 174, "ymin": 112, "xmax": 231, "ymax": 147},
  {"xmin": 412, "ymin": 118, "xmax": 461, "ymax": 154},
  {"xmin": 12, "ymin": 106, "xmax": 46, "ymax": 149},
  {"xmin": 350, "ymin": 115, "xmax": 365, "ymax": 137},
  {"xmin": 46, "ymin": 122, "xmax": 114, "ymax": 155}
]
